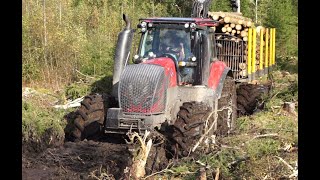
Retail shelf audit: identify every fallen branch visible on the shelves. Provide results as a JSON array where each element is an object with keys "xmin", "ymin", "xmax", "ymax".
[
  {"xmin": 220, "ymin": 144, "xmax": 241, "ymax": 150},
  {"xmin": 245, "ymin": 133, "xmax": 279, "ymax": 144},
  {"xmin": 88, "ymin": 169, "xmax": 115, "ymax": 180},
  {"xmin": 275, "ymin": 156, "xmax": 293, "ymax": 170},
  {"xmin": 198, "ymin": 167, "xmax": 206, "ymax": 180},
  {"xmin": 214, "ymin": 167, "xmax": 220, "ymax": 180},
  {"xmin": 227, "ymin": 156, "xmax": 249, "ymax": 167},
  {"xmin": 75, "ymin": 69, "xmax": 95, "ymax": 79},
  {"xmin": 77, "ymin": 156, "xmax": 85, "ymax": 165},
  {"xmin": 192, "ymin": 99, "xmax": 218, "ymax": 152},
  {"xmin": 141, "ymin": 162, "xmax": 173, "ymax": 180},
  {"xmin": 53, "ymin": 96, "xmax": 84, "ymax": 109}
]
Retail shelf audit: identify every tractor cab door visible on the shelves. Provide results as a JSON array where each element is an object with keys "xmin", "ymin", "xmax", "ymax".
[{"xmin": 191, "ymin": 28, "xmax": 215, "ymax": 86}]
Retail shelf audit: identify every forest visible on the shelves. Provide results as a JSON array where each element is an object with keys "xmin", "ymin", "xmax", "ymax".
[{"xmin": 22, "ymin": 0, "xmax": 297, "ymax": 89}]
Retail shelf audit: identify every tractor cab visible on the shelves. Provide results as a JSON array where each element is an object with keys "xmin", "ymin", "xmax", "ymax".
[{"xmin": 133, "ymin": 17, "xmax": 219, "ymax": 85}]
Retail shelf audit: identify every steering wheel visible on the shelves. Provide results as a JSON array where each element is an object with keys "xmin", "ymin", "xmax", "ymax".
[{"xmin": 158, "ymin": 53, "xmax": 178, "ymax": 62}]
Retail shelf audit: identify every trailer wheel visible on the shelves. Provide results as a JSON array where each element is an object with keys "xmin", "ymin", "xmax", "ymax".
[
  {"xmin": 70, "ymin": 94, "xmax": 106, "ymax": 141},
  {"xmin": 237, "ymin": 83, "xmax": 269, "ymax": 116}
]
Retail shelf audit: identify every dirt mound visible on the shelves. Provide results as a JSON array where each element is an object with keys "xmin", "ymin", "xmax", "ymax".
[{"xmin": 22, "ymin": 127, "xmax": 65, "ymax": 158}]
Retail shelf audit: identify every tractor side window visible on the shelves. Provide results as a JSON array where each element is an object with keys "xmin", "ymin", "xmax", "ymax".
[{"xmin": 140, "ymin": 30, "xmax": 156, "ymax": 58}]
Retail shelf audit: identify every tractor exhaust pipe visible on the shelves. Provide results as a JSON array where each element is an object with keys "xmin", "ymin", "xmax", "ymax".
[{"xmin": 112, "ymin": 14, "xmax": 134, "ymax": 99}]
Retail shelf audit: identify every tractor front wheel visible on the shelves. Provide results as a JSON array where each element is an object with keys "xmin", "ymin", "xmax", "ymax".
[{"xmin": 71, "ymin": 94, "xmax": 106, "ymax": 141}]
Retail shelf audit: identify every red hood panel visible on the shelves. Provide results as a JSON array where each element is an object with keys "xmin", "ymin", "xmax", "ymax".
[{"xmin": 143, "ymin": 58, "xmax": 177, "ymax": 87}]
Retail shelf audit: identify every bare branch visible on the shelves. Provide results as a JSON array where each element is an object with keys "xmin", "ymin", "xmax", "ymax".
[
  {"xmin": 75, "ymin": 69, "xmax": 96, "ymax": 79},
  {"xmin": 245, "ymin": 133, "xmax": 279, "ymax": 144},
  {"xmin": 214, "ymin": 167, "xmax": 220, "ymax": 180},
  {"xmin": 275, "ymin": 156, "xmax": 294, "ymax": 170},
  {"xmin": 141, "ymin": 162, "xmax": 173, "ymax": 180},
  {"xmin": 192, "ymin": 99, "xmax": 219, "ymax": 152}
]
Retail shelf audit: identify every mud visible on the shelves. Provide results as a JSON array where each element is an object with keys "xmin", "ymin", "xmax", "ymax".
[
  {"xmin": 22, "ymin": 131, "xmax": 172, "ymax": 180},
  {"xmin": 23, "ymin": 136, "xmax": 132, "ymax": 179}
]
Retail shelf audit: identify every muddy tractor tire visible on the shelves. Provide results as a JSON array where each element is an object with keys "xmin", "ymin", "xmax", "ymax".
[
  {"xmin": 167, "ymin": 76, "xmax": 237, "ymax": 157},
  {"xmin": 169, "ymin": 101, "xmax": 212, "ymax": 157},
  {"xmin": 215, "ymin": 76, "xmax": 237, "ymax": 136},
  {"xmin": 236, "ymin": 83, "xmax": 269, "ymax": 116},
  {"xmin": 71, "ymin": 94, "xmax": 106, "ymax": 141}
]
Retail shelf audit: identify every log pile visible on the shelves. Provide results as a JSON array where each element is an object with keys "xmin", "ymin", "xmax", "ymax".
[
  {"xmin": 208, "ymin": 11, "xmax": 254, "ymax": 41},
  {"xmin": 209, "ymin": 11, "xmax": 271, "ymax": 78}
]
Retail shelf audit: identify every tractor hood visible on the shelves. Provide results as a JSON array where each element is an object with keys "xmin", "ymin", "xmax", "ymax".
[{"xmin": 143, "ymin": 57, "xmax": 178, "ymax": 87}]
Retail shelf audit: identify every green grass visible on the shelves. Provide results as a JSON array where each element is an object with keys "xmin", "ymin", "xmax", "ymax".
[{"xmin": 22, "ymin": 89, "xmax": 75, "ymax": 143}]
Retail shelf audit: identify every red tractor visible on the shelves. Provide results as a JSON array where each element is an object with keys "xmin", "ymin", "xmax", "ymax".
[{"xmin": 70, "ymin": 0, "xmax": 273, "ymax": 156}]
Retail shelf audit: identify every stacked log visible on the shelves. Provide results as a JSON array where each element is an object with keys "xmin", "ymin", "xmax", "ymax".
[
  {"xmin": 209, "ymin": 12, "xmax": 270, "ymax": 78},
  {"xmin": 208, "ymin": 11, "xmax": 254, "ymax": 41}
]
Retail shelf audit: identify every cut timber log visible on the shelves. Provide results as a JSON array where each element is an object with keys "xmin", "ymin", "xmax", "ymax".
[
  {"xmin": 246, "ymin": 21, "xmax": 252, "ymax": 27},
  {"xmin": 212, "ymin": 14, "xmax": 219, "ymax": 20},
  {"xmin": 239, "ymin": 63, "xmax": 246, "ymax": 69},
  {"xmin": 224, "ymin": 16, "xmax": 231, "ymax": 23},
  {"xmin": 235, "ymin": 24, "xmax": 242, "ymax": 30},
  {"xmin": 222, "ymin": 27, "xmax": 227, "ymax": 32},
  {"xmin": 208, "ymin": 11, "xmax": 252, "ymax": 21},
  {"xmin": 240, "ymin": 31, "xmax": 247, "ymax": 37}
]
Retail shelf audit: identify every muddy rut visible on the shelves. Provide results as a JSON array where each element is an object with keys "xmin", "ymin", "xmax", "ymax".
[
  {"xmin": 23, "ymin": 138, "xmax": 133, "ymax": 180},
  {"xmin": 22, "ymin": 132, "xmax": 170, "ymax": 180}
]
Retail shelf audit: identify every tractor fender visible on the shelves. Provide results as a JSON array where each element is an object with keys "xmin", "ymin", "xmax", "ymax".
[{"xmin": 207, "ymin": 61, "xmax": 232, "ymax": 99}]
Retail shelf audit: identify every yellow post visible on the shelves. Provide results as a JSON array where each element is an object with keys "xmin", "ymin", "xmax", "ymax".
[
  {"xmin": 269, "ymin": 28, "xmax": 273, "ymax": 69},
  {"xmin": 273, "ymin": 28, "xmax": 276, "ymax": 66},
  {"xmin": 259, "ymin": 28, "xmax": 264, "ymax": 73},
  {"xmin": 247, "ymin": 28, "xmax": 252, "ymax": 81},
  {"xmin": 252, "ymin": 28, "xmax": 256, "ymax": 80},
  {"xmin": 264, "ymin": 28, "xmax": 269, "ymax": 74}
]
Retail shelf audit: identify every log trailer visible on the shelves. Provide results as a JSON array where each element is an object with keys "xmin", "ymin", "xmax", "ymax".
[{"xmin": 69, "ymin": 0, "xmax": 276, "ymax": 157}]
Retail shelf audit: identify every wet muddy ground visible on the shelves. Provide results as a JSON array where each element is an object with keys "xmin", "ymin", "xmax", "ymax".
[
  {"xmin": 22, "ymin": 134, "xmax": 169, "ymax": 180},
  {"xmin": 22, "ymin": 134, "xmax": 136, "ymax": 180}
]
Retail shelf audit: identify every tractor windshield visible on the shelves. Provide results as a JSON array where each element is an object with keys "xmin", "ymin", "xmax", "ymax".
[{"xmin": 139, "ymin": 28, "xmax": 193, "ymax": 62}]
